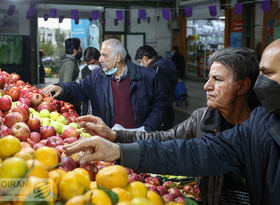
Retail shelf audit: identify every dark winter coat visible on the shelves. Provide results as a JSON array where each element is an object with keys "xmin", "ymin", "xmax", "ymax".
[
  {"xmin": 118, "ymin": 106, "xmax": 280, "ymax": 205},
  {"xmin": 56, "ymin": 60, "xmax": 168, "ymax": 131}
]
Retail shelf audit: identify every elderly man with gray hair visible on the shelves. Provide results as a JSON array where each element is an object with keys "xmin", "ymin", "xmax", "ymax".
[{"xmin": 42, "ymin": 38, "xmax": 168, "ymax": 132}]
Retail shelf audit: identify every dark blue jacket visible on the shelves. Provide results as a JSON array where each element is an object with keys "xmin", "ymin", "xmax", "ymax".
[
  {"xmin": 119, "ymin": 107, "xmax": 280, "ymax": 204},
  {"xmin": 57, "ymin": 61, "xmax": 168, "ymax": 131}
]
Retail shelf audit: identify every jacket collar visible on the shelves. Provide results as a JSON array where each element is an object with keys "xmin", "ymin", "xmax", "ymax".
[
  {"xmin": 126, "ymin": 60, "xmax": 141, "ymax": 81},
  {"xmin": 266, "ymin": 114, "xmax": 280, "ymax": 147}
]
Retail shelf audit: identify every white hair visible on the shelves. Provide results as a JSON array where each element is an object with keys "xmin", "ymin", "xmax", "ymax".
[{"xmin": 102, "ymin": 38, "xmax": 127, "ymax": 61}]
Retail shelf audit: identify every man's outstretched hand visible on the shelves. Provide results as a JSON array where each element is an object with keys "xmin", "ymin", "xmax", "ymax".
[
  {"xmin": 63, "ymin": 136, "xmax": 120, "ymax": 165},
  {"xmin": 75, "ymin": 115, "xmax": 116, "ymax": 142},
  {"xmin": 41, "ymin": 85, "xmax": 62, "ymax": 98}
]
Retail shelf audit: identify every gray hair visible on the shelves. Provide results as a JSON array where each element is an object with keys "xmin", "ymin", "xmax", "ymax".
[
  {"xmin": 208, "ymin": 47, "xmax": 260, "ymax": 109},
  {"xmin": 102, "ymin": 38, "xmax": 127, "ymax": 61}
]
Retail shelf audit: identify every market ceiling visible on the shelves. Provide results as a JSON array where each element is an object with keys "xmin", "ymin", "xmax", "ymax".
[{"xmin": 2, "ymin": 0, "xmax": 175, "ymax": 7}]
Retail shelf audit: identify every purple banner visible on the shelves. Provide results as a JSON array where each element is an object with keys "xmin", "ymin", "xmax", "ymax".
[
  {"xmin": 26, "ymin": 6, "xmax": 36, "ymax": 19},
  {"xmin": 235, "ymin": 3, "xmax": 243, "ymax": 15},
  {"xmin": 184, "ymin": 7, "xmax": 192, "ymax": 17},
  {"xmin": 75, "ymin": 17, "xmax": 79, "ymax": 24},
  {"xmin": 59, "ymin": 16, "xmax": 64, "ymax": 23},
  {"xmin": 116, "ymin": 10, "xmax": 123, "ymax": 21},
  {"xmin": 44, "ymin": 13, "xmax": 49, "ymax": 21},
  {"xmin": 262, "ymin": 0, "xmax": 270, "ymax": 12},
  {"xmin": 138, "ymin": 9, "xmax": 146, "ymax": 19},
  {"xmin": 162, "ymin": 8, "xmax": 170, "ymax": 20},
  {"xmin": 8, "ymin": 5, "xmax": 15, "ymax": 16},
  {"xmin": 91, "ymin": 10, "xmax": 99, "ymax": 20},
  {"xmin": 50, "ymin": 8, "xmax": 57, "ymax": 18},
  {"xmin": 71, "ymin": 9, "xmax": 78, "ymax": 20},
  {"xmin": 209, "ymin": 5, "xmax": 217, "ymax": 17}
]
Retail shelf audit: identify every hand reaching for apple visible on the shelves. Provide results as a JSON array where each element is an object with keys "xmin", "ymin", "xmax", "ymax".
[
  {"xmin": 63, "ymin": 136, "xmax": 120, "ymax": 164},
  {"xmin": 75, "ymin": 115, "xmax": 116, "ymax": 142},
  {"xmin": 41, "ymin": 85, "xmax": 62, "ymax": 98}
]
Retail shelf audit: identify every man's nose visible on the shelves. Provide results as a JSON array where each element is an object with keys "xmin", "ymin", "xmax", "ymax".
[{"xmin": 204, "ymin": 78, "xmax": 214, "ymax": 91}]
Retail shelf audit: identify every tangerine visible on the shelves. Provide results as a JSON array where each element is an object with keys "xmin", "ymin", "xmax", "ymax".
[
  {"xmin": 126, "ymin": 181, "xmax": 147, "ymax": 198},
  {"xmin": 26, "ymin": 159, "xmax": 49, "ymax": 178},
  {"xmin": 84, "ymin": 189, "xmax": 112, "ymax": 205},
  {"xmin": 112, "ymin": 187, "xmax": 132, "ymax": 202},
  {"xmin": 34, "ymin": 147, "xmax": 58, "ymax": 169},
  {"xmin": 0, "ymin": 135, "xmax": 21, "ymax": 159},
  {"xmin": 147, "ymin": 190, "xmax": 164, "ymax": 205},
  {"xmin": 65, "ymin": 195, "xmax": 88, "ymax": 205},
  {"xmin": 130, "ymin": 197, "xmax": 154, "ymax": 205}
]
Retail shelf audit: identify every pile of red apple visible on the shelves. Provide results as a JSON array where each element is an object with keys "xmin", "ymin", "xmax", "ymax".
[{"xmin": 125, "ymin": 168, "xmax": 201, "ymax": 204}]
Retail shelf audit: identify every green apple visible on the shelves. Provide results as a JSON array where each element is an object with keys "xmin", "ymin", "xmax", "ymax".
[
  {"xmin": 40, "ymin": 117, "xmax": 50, "ymax": 127},
  {"xmin": 61, "ymin": 125, "xmax": 70, "ymax": 134},
  {"xmin": 0, "ymin": 92, "xmax": 2, "ymax": 97},
  {"xmin": 80, "ymin": 132, "xmax": 91, "ymax": 138},
  {"xmin": 56, "ymin": 116, "xmax": 66, "ymax": 125},
  {"xmin": 30, "ymin": 111, "xmax": 39, "ymax": 118},
  {"xmin": 77, "ymin": 128, "xmax": 85, "ymax": 135},
  {"xmin": 50, "ymin": 111, "xmax": 60, "ymax": 121},
  {"xmin": 69, "ymin": 122, "xmax": 78, "ymax": 129},
  {"xmin": 39, "ymin": 109, "xmax": 50, "ymax": 118},
  {"xmin": 50, "ymin": 120, "xmax": 64, "ymax": 134},
  {"xmin": 29, "ymin": 107, "xmax": 36, "ymax": 113}
]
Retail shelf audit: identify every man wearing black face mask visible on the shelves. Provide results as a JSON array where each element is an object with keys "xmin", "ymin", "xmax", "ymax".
[
  {"xmin": 64, "ymin": 39, "xmax": 280, "ymax": 205},
  {"xmin": 58, "ymin": 38, "xmax": 82, "ymax": 83}
]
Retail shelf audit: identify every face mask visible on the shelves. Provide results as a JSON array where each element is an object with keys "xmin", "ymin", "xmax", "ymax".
[
  {"xmin": 102, "ymin": 56, "xmax": 118, "ymax": 75},
  {"xmin": 253, "ymin": 74, "xmax": 280, "ymax": 115},
  {"xmin": 88, "ymin": 64, "xmax": 99, "ymax": 71},
  {"xmin": 139, "ymin": 62, "xmax": 143, "ymax": 66}
]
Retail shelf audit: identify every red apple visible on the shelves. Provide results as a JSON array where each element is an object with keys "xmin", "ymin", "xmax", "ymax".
[
  {"xmin": 0, "ymin": 125, "xmax": 11, "ymax": 136},
  {"xmin": 18, "ymin": 103, "xmax": 30, "ymax": 121},
  {"xmin": 0, "ymin": 75, "xmax": 6, "ymax": 89},
  {"xmin": 46, "ymin": 135, "xmax": 64, "ymax": 148},
  {"xmin": 63, "ymin": 137, "xmax": 78, "ymax": 144},
  {"xmin": 144, "ymin": 176, "xmax": 161, "ymax": 186},
  {"xmin": 60, "ymin": 156, "xmax": 76, "ymax": 172},
  {"xmin": 55, "ymin": 145, "xmax": 64, "ymax": 154},
  {"xmin": 39, "ymin": 139, "xmax": 47, "ymax": 146},
  {"xmin": 168, "ymin": 187, "xmax": 182, "ymax": 198},
  {"xmin": 183, "ymin": 185, "xmax": 194, "ymax": 193},
  {"xmin": 30, "ymin": 93, "xmax": 42, "ymax": 106},
  {"xmin": 163, "ymin": 193, "xmax": 177, "ymax": 203},
  {"xmin": 27, "ymin": 138, "xmax": 36, "ymax": 147},
  {"xmin": 5, "ymin": 112, "xmax": 24, "ymax": 128},
  {"xmin": 62, "ymin": 126, "xmax": 79, "ymax": 139},
  {"xmin": 10, "ymin": 122, "xmax": 30, "ymax": 141},
  {"xmin": 33, "ymin": 143, "xmax": 44, "ymax": 150},
  {"xmin": 175, "ymin": 196, "xmax": 185, "ymax": 204},
  {"xmin": 37, "ymin": 102, "xmax": 53, "ymax": 112},
  {"xmin": 16, "ymin": 80, "xmax": 25, "ymax": 86},
  {"xmin": 21, "ymin": 141, "xmax": 32, "ymax": 149},
  {"xmin": 27, "ymin": 117, "xmax": 41, "ymax": 131},
  {"xmin": 80, "ymin": 163, "xmax": 98, "ymax": 181},
  {"xmin": 10, "ymin": 73, "xmax": 20, "ymax": 83},
  {"xmin": 0, "ymin": 96, "xmax": 12, "ymax": 111},
  {"xmin": 19, "ymin": 98, "xmax": 31, "ymax": 107},
  {"xmin": 128, "ymin": 173, "xmax": 143, "ymax": 184},
  {"xmin": 156, "ymin": 186, "xmax": 169, "ymax": 196},
  {"xmin": 8, "ymin": 87, "xmax": 21, "ymax": 101},
  {"xmin": 125, "ymin": 167, "xmax": 134, "ymax": 175},
  {"xmin": 148, "ymin": 185, "xmax": 159, "ymax": 194},
  {"xmin": 50, "ymin": 100, "xmax": 61, "ymax": 112},
  {"xmin": 163, "ymin": 181, "xmax": 177, "ymax": 189},
  {"xmin": 40, "ymin": 126, "xmax": 56, "ymax": 139},
  {"xmin": 29, "ymin": 131, "xmax": 41, "ymax": 143}
]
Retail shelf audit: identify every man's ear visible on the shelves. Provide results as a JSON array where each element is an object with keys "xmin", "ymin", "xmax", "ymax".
[
  {"xmin": 116, "ymin": 53, "xmax": 122, "ymax": 62},
  {"xmin": 72, "ymin": 48, "xmax": 78, "ymax": 56},
  {"xmin": 238, "ymin": 77, "xmax": 251, "ymax": 95}
]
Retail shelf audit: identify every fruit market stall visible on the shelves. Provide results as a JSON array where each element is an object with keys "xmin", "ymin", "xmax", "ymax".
[{"xmin": 0, "ymin": 70, "xmax": 201, "ymax": 205}]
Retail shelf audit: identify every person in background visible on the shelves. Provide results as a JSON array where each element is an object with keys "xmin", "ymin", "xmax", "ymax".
[
  {"xmin": 42, "ymin": 38, "xmax": 168, "ymax": 132},
  {"xmin": 135, "ymin": 45, "xmax": 177, "ymax": 130},
  {"xmin": 59, "ymin": 38, "xmax": 82, "ymax": 83},
  {"xmin": 38, "ymin": 50, "xmax": 45, "ymax": 83},
  {"xmin": 58, "ymin": 38, "xmax": 83, "ymax": 115},
  {"xmin": 171, "ymin": 46, "xmax": 186, "ymax": 80},
  {"xmin": 81, "ymin": 47, "xmax": 100, "ymax": 115},
  {"xmin": 73, "ymin": 47, "xmax": 260, "ymax": 205},
  {"xmin": 64, "ymin": 39, "xmax": 280, "ymax": 204}
]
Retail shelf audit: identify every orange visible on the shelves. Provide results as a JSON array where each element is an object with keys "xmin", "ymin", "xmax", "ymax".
[
  {"xmin": 96, "ymin": 165, "xmax": 128, "ymax": 190},
  {"xmin": 147, "ymin": 190, "xmax": 164, "ymax": 205},
  {"xmin": 14, "ymin": 148, "xmax": 34, "ymax": 161},
  {"xmin": 0, "ymin": 135, "xmax": 21, "ymax": 159},
  {"xmin": 48, "ymin": 168, "xmax": 65, "ymax": 189},
  {"xmin": 126, "ymin": 181, "xmax": 147, "ymax": 198},
  {"xmin": 65, "ymin": 195, "xmax": 88, "ymax": 205},
  {"xmin": 26, "ymin": 159, "xmax": 49, "ymax": 178},
  {"xmin": 0, "ymin": 157, "xmax": 28, "ymax": 178},
  {"xmin": 59, "ymin": 171, "xmax": 85, "ymax": 201},
  {"xmin": 34, "ymin": 147, "xmax": 59, "ymax": 169},
  {"xmin": 116, "ymin": 202, "xmax": 130, "ymax": 205},
  {"xmin": 73, "ymin": 168, "xmax": 91, "ymax": 190},
  {"xmin": 112, "ymin": 187, "xmax": 132, "ymax": 202},
  {"xmin": 130, "ymin": 197, "xmax": 154, "ymax": 205},
  {"xmin": 84, "ymin": 189, "xmax": 112, "ymax": 205}
]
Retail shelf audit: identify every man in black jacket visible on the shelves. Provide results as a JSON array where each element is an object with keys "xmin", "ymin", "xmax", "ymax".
[{"xmin": 135, "ymin": 45, "xmax": 177, "ymax": 130}]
